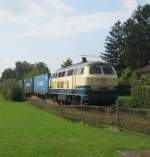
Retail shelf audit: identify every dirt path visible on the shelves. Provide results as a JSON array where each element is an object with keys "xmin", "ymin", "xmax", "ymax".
[{"xmin": 118, "ymin": 150, "xmax": 150, "ymax": 157}]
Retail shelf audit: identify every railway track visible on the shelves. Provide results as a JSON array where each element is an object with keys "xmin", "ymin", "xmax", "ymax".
[
  {"xmin": 57, "ymin": 104, "xmax": 116, "ymax": 112},
  {"xmin": 31, "ymin": 96, "xmax": 117, "ymax": 112}
]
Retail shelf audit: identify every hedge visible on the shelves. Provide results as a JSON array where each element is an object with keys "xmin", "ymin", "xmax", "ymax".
[
  {"xmin": 1, "ymin": 79, "xmax": 25, "ymax": 101},
  {"xmin": 132, "ymin": 85, "xmax": 150, "ymax": 107}
]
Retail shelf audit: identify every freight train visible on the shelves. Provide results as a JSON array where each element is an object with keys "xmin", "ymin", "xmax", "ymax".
[{"xmin": 22, "ymin": 59, "xmax": 118, "ymax": 105}]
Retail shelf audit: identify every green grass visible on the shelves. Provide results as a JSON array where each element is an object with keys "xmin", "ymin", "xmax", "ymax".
[
  {"xmin": 118, "ymin": 96, "xmax": 133, "ymax": 107},
  {"xmin": 0, "ymin": 98, "xmax": 150, "ymax": 157},
  {"xmin": 118, "ymin": 96, "xmax": 150, "ymax": 114}
]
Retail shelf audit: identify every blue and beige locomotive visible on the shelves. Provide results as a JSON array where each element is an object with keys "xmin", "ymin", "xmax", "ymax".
[{"xmin": 22, "ymin": 59, "xmax": 118, "ymax": 105}]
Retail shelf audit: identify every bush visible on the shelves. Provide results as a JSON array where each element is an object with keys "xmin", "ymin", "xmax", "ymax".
[
  {"xmin": 132, "ymin": 85, "xmax": 150, "ymax": 107},
  {"xmin": 119, "ymin": 67, "xmax": 133, "ymax": 80},
  {"xmin": 131, "ymin": 75, "xmax": 150, "ymax": 107},
  {"xmin": 138, "ymin": 76, "xmax": 150, "ymax": 85},
  {"xmin": 118, "ymin": 96, "xmax": 132, "ymax": 107},
  {"xmin": 11, "ymin": 84, "xmax": 25, "ymax": 101},
  {"xmin": 1, "ymin": 79, "xmax": 25, "ymax": 101},
  {"xmin": 118, "ymin": 67, "xmax": 133, "ymax": 96},
  {"xmin": 118, "ymin": 80, "xmax": 131, "ymax": 96},
  {"xmin": 1, "ymin": 79, "xmax": 13, "ymax": 100}
]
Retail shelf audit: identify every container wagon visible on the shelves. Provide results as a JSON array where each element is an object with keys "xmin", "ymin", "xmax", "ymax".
[
  {"xmin": 34, "ymin": 73, "xmax": 50, "ymax": 96},
  {"xmin": 24, "ymin": 78, "xmax": 34, "ymax": 96}
]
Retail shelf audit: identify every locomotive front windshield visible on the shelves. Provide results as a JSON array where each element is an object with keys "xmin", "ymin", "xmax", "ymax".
[
  {"xmin": 90, "ymin": 66, "xmax": 102, "ymax": 74},
  {"xmin": 90, "ymin": 65, "xmax": 114, "ymax": 75},
  {"xmin": 103, "ymin": 66, "xmax": 114, "ymax": 75}
]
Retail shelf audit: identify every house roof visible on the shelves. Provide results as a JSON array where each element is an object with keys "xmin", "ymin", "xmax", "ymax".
[{"xmin": 135, "ymin": 65, "xmax": 150, "ymax": 74}]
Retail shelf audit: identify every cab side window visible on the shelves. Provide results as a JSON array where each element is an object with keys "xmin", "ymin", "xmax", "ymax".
[
  {"xmin": 73, "ymin": 69, "xmax": 77, "ymax": 75},
  {"xmin": 67, "ymin": 70, "xmax": 73, "ymax": 76},
  {"xmin": 58, "ymin": 72, "xmax": 61, "ymax": 77},
  {"xmin": 76, "ymin": 68, "xmax": 84, "ymax": 75},
  {"xmin": 80, "ymin": 68, "xmax": 84, "ymax": 75},
  {"xmin": 61, "ymin": 71, "xmax": 65, "ymax": 77}
]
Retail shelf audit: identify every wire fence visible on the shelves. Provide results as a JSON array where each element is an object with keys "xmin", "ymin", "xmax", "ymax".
[{"xmin": 30, "ymin": 97, "xmax": 150, "ymax": 135}]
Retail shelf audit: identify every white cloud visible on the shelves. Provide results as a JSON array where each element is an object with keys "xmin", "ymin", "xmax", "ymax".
[
  {"xmin": 119, "ymin": 0, "xmax": 138, "ymax": 12},
  {"xmin": 17, "ymin": 12, "xmax": 128, "ymax": 38},
  {"xmin": 142, "ymin": 0, "xmax": 150, "ymax": 4},
  {"xmin": 0, "ymin": 0, "xmax": 74, "ymax": 23},
  {"xmin": 0, "ymin": 0, "xmax": 139, "ymax": 38},
  {"xmin": 0, "ymin": 57, "xmax": 15, "ymax": 75}
]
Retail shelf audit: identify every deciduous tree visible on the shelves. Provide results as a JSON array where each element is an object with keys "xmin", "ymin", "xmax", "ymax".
[{"xmin": 61, "ymin": 58, "xmax": 73, "ymax": 69}]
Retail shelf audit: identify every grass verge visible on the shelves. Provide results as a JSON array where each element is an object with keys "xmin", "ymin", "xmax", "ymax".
[{"xmin": 0, "ymin": 97, "xmax": 150, "ymax": 157}]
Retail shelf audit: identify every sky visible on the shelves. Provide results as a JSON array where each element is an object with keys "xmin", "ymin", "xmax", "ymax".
[{"xmin": 0, "ymin": 0, "xmax": 149, "ymax": 74}]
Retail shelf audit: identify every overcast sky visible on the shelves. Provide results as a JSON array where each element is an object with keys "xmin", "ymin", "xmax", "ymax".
[{"xmin": 0, "ymin": 0, "xmax": 149, "ymax": 74}]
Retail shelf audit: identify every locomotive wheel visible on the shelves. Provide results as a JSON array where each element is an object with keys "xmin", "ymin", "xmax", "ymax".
[
  {"xmin": 74, "ymin": 96, "xmax": 81, "ymax": 105},
  {"xmin": 66, "ymin": 96, "xmax": 72, "ymax": 105}
]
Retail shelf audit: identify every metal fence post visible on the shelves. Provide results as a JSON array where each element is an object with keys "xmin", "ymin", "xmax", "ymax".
[{"xmin": 116, "ymin": 99, "xmax": 120, "ymax": 127}]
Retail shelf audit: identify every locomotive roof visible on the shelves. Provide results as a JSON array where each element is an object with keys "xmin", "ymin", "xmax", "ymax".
[{"xmin": 55, "ymin": 61, "xmax": 111, "ymax": 73}]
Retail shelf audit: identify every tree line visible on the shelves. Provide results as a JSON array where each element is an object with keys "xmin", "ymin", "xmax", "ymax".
[
  {"xmin": 0, "ymin": 59, "xmax": 72, "ymax": 101},
  {"xmin": 0, "ymin": 61, "xmax": 50, "ymax": 81},
  {"xmin": 0, "ymin": 61, "xmax": 49, "ymax": 101},
  {"xmin": 101, "ymin": 4, "xmax": 150, "ymax": 75},
  {"xmin": 1, "ymin": 58, "xmax": 73, "ymax": 82}
]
